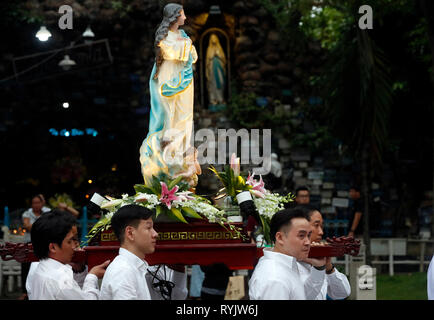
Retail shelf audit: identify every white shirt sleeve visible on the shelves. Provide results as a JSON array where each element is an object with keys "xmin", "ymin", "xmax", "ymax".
[
  {"xmin": 249, "ymin": 278, "xmax": 293, "ymax": 300},
  {"xmin": 428, "ymin": 256, "xmax": 434, "ymax": 300},
  {"xmin": 326, "ymin": 269, "xmax": 351, "ymax": 299},
  {"xmin": 53, "ymin": 273, "xmax": 99, "ymax": 300},
  {"xmin": 73, "ymin": 266, "xmax": 89, "ymax": 288},
  {"xmin": 166, "ymin": 267, "xmax": 188, "ymax": 300},
  {"xmin": 304, "ymin": 267, "xmax": 326, "ymax": 300}
]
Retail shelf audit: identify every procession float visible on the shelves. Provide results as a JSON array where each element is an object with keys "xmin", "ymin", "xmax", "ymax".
[{"xmin": 0, "ymin": 3, "xmax": 360, "ymax": 270}]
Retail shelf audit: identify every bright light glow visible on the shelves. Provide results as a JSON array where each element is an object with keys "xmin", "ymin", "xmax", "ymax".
[
  {"xmin": 64, "ymin": 131, "xmax": 70, "ymax": 137},
  {"xmin": 63, "ymin": 102, "xmax": 69, "ymax": 109},
  {"xmin": 85, "ymin": 194, "xmax": 90, "ymax": 199},
  {"xmin": 36, "ymin": 26, "xmax": 52, "ymax": 41},
  {"xmin": 82, "ymin": 26, "xmax": 95, "ymax": 38},
  {"xmin": 58, "ymin": 55, "xmax": 76, "ymax": 70},
  {"xmin": 88, "ymin": 179, "xmax": 93, "ymax": 184}
]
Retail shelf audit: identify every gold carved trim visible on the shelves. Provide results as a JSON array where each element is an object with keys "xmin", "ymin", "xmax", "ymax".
[{"xmin": 157, "ymin": 231, "xmax": 240, "ymax": 241}]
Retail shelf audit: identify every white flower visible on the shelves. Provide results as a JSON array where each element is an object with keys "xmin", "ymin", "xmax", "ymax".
[
  {"xmin": 134, "ymin": 193, "xmax": 160, "ymax": 209},
  {"xmin": 101, "ymin": 199, "xmax": 123, "ymax": 210}
]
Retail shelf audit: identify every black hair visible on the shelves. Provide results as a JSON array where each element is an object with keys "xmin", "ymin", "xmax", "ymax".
[
  {"xmin": 31, "ymin": 194, "xmax": 44, "ymax": 202},
  {"xmin": 111, "ymin": 204, "xmax": 154, "ymax": 244},
  {"xmin": 294, "ymin": 204, "xmax": 320, "ymax": 219},
  {"xmin": 31, "ymin": 209, "xmax": 77, "ymax": 259},
  {"xmin": 269, "ymin": 208, "xmax": 310, "ymax": 243},
  {"xmin": 295, "ymin": 186, "xmax": 309, "ymax": 196},
  {"xmin": 350, "ymin": 185, "xmax": 361, "ymax": 192}
]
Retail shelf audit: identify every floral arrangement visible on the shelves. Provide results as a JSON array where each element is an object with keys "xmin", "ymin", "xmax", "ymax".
[
  {"xmin": 210, "ymin": 154, "xmax": 294, "ymax": 244},
  {"xmin": 83, "ymin": 173, "xmax": 242, "ymax": 245},
  {"xmin": 48, "ymin": 193, "xmax": 76, "ymax": 209}
]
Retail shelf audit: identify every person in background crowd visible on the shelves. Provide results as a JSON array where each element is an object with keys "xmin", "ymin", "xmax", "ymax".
[
  {"xmin": 99, "ymin": 204, "xmax": 187, "ymax": 300},
  {"xmin": 249, "ymin": 208, "xmax": 326, "ymax": 300},
  {"xmin": 296, "ymin": 204, "xmax": 351, "ymax": 300},
  {"xmin": 57, "ymin": 202, "xmax": 80, "ymax": 217},
  {"xmin": 348, "ymin": 186, "xmax": 363, "ymax": 238},
  {"xmin": 200, "ymin": 263, "xmax": 233, "ymax": 300},
  {"xmin": 19, "ymin": 194, "xmax": 51, "ymax": 300},
  {"xmin": 28, "ymin": 209, "xmax": 109, "ymax": 299},
  {"xmin": 295, "ymin": 186, "xmax": 310, "ymax": 205}
]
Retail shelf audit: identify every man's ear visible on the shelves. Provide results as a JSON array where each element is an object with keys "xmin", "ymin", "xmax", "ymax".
[
  {"xmin": 275, "ymin": 231, "xmax": 283, "ymax": 244},
  {"xmin": 125, "ymin": 226, "xmax": 134, "ymax": 241},
  {"xmin": 48, "ymin": 243, "xmax": 58, "ymax": 254}
]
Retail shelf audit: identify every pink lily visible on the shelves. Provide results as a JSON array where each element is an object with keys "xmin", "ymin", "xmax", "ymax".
[
  {"xmin": 230, "ymin": 153, "xmax": 240, "ymax": 177},
  {"xmin": 246, "ymin": 172, "xmax": 267, "ymax": 198},
  {"xmin": 159, "ymin": 182, "xmax": 180, "ymax": 210}
]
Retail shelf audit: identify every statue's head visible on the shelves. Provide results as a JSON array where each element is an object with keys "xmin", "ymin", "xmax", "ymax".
[{"xmin": 162, "ymin": 3, "xmax": 183, "ymax": 25}]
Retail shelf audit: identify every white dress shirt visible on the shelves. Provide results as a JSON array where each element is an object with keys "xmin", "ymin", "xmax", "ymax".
[
  {"xmin": 297, "ymin": 261, "xmax": 351, "ymax": 300},
  {"xmin": 27, "ymin": 258, "xmax": 99, "ymax": 300},
  {"xmin": 428, "ymin": 255, "xmax": 434, "ymax": 300},
  {"xmin": 99, "ymin": 248, "xmax": 188, "ymax": 300},
  {"xmin": 249, "ymin": 248, "xmax": 325, "ymax": 300}
]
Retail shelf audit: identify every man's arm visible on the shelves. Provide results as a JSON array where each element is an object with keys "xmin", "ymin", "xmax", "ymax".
[
  {"xmin": 349, "ymin": 211, "xmax": 362, "ymax": 237},
  {"xmin": 326, "ymin": 267, "xmax": 351, "ymax": 300}
]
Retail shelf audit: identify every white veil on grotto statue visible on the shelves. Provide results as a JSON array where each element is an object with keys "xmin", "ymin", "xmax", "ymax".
[
  {"xmin": 139, "ymin": 3, "xmax": 201, "ymax": 188},
  {"xmin": 205, "ymin": 33, "xmax": 227, "ymax": 106}
]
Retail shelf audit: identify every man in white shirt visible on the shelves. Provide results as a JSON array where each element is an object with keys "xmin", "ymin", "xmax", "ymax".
[
  {"xmin": 99, "ymin": 204, "xmax": 188, "ymax": 300},
  {"xmin": 296, "ymin": 204, "xmax": 351, "ymax": 300},
  {"xmin": 428, "ymin": 255, "xmax": 434, "ymax": 300},
  {"xmin": 249, "ymin": 208, "xmax": 327, "ymax": 300},
  {"xmin": 28, "ymin": 209, "xmax": 109, "ymax": 300}
]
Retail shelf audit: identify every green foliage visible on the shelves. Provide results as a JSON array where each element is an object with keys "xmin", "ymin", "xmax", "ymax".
[
  {"xmin": 111, "ymin": 0, "xmax": 133, "ymax": 18},
  {"xmin": 299, "ymin": 6, "xmax": 349, "ymax": 50},
  {"xmin": 226, "ymin": 92, "xmax": 288, "ymax": 129},
  {"xmin": 209, "ymin": 165, "xmax": 249, "ymax": 199}
]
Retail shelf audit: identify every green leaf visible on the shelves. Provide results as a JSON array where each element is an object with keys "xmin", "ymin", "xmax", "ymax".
[
  {"xmin": 169, "ymin": 207, "xmax": 188, "ymax": 223},
  {"xmin": 181, "ymin": 207, "xmax": 203, "ymax": 220},
  {"xmin": 151, "ymin": 175, "xmax": 162, "ymax": 194},
  {"xmin": 168, "ymin": 176, "xmax": 183, "ymax": 189},
  {"xmin": 134, "ymin": 184, "xmax": 156, "ymax": 195},
  {"xmin": 259, "ymin": 215, "xmax": 271, "ymax": 244},
  {"xmin": 155, "ymin": 205, "xmax": 162, "ymax": 218}
]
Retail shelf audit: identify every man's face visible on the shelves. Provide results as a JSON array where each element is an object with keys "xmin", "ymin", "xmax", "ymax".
[
  {"xmin": 50, "ymin": 225, "xmax": 79, "ymax": 264},
  {"xmin": 177, "ymin": 9, "xmax": 186, "ymax": 26},
  {"xmin": 309, "ymin": 211, "xmax": 324, "ymax": 242},
  {"xmin": 131, "ymin": 218, "xmax": 158, "ymax": 256},
  {"xmin": 278, "ymin": 218, "xmax": 311, "ymax": 260},
  {"xmin": 295, "ymin": 190, "xmax": 310, "ymax": 204},
  {"xmin": 349, "ymin": 188, "xmax": 360, "ymax": 200}
]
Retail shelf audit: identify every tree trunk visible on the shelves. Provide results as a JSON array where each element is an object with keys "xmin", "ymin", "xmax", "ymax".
[{"xmin": 362, "ymin": 141, "xmax": 372, "ymax": 265}]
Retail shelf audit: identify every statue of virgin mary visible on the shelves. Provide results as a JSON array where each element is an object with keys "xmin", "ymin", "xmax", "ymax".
[{"xmin": 139, "ymin": 3, "xmax": 201, "ymax": 187}]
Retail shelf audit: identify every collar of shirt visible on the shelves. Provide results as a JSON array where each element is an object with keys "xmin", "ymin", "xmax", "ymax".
[
  {"xmin": 263, "ymin": 247, "xmax": 300, "ymax": 274},
  {"xmin": 118, "ymin": 247, "xmax": 149, "ymax": 273},
  {"xmin": 40, "ymin": 258, "xmax": 73, "ymax": 276}
]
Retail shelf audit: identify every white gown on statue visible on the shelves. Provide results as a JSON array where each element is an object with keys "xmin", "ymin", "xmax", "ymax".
[{"xmin": 139, "ymin": 29, "xmax": 200, "ymax": 186}]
